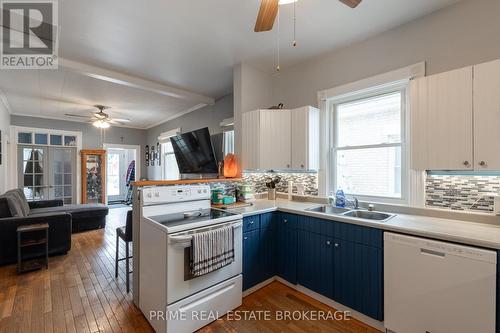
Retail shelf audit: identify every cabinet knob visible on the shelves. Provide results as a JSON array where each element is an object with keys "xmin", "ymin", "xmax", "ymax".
[
  {"xmin": 287, "ymin": 164, "xmax": 290, "ymax": 168},
  {"xmin": 283, "ymin": 219, "xmax": 288, "ymax": 223},
  {"xmin": 249, "ymin": 221, "xmax": 254, "ymax": 225},
  {"xmin": 326, "ymin": 240, "xmax": 331, "ymax": 246},
  {"xmin": 244, "ymin": 236, "xmax": 248, "ymax": 240},
  {"xmin": 301, "ymin": 164, "xmax": 304, "ymax": 168},
  {"xmin": 479, "ymin": 161, "xmax": 487, "ymax": 167},
  {"xmin": 334, "ymin": 243, "xmax": 339, "ymax": 248},
  {"xmin": 463, "ymin": 161, "xmax": 470, "ymax": 166}
]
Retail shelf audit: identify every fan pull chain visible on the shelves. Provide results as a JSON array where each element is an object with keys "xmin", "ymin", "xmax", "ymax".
[
  {"xmin": 276, "ymin": 7, "xmax": 280, "ymax": 72},
  {"xmin": 293, "ymin": 0, "xmax": 297, "ymax": 47}
]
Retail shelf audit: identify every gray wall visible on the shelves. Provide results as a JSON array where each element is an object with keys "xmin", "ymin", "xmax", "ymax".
[
  {"xmin": 0, "ymin": 102, "xmax": 10, "ymax": 193},
  {"xmin": 272, "ymin": 0, "xmax": 500, "ymax": 108},
  {"xmin": 146, "ymin": 94, "xmax": 233, "ymax": 180},
  {"xmin": 11, "ymin": 115, "xmax": 148, "ymax": 179},
  {"xmin": 233, "ymin": 64, "xmax": 272, "ymax": 157}
]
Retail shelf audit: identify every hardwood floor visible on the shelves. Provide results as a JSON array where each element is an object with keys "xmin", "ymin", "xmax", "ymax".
[{"xmin": 0, "ymin": 207, "xmax": 381, "ymax": 333}]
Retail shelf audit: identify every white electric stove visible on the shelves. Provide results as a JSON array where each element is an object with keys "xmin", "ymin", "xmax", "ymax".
[{"xmin": 137, "ymin": 185, "xmax": 243, "ymax": 333}]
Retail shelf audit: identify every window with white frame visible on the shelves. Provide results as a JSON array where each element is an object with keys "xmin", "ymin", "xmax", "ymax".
[
  {"xmin": 223, "ymin": 129, "xmax": 234, "ymax": 155},
  {"xmin": 331, "ymin": 89, "xmax": 406, "ymax": 201},
  {"xmin": 162, "ymin": 141, "xmax": 179, "ymax": 180}
]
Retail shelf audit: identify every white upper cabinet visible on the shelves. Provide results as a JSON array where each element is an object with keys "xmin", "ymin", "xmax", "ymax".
[
  {"xmin": 410, "ymin": 67, "xmax": 474, "ymax": 170},
  {"xmin": 291, "ymin": 106, "xmax": 320, "ymax": 170},
  {"xmin": 259, "ymin": 109, "xmax": 292, "ymax": 169},
  {"xmin": 473, "ymin": 59, "xmax": 500, "ymax": 170},
  {"xmin": 241, "ymin": 106, "xmax": 320, "ymax": 171}
]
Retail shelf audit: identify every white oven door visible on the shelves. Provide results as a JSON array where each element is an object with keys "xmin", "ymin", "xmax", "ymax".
[{"xmin": 166, "ymin": 220, "xmax": 242, "ymax": 304}]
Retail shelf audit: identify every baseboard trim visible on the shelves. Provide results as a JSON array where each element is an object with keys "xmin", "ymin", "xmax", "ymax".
[
  {"xmin": 242, "ymin": 277, "xmax": 275, "ymax": 297},
  {"xmin": 244, "ymin": 276, "xmax": 385, "ymax": 332}
]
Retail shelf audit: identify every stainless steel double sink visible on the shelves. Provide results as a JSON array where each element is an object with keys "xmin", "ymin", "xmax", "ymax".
[{"xmin": 305, "ymin": 205, "xmax": 396, "ymax": 222}]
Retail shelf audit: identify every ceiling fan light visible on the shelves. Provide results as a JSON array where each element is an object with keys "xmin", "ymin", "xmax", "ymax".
[{"xmin": 93, "ymin": 120, "xmax": 110, "ymax": 129}]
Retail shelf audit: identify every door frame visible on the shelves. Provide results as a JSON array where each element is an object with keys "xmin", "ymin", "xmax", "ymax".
[
  {"xmin": 106, "ymin": 148, "xmax": 128, "ymax": 202},
  {"xmin": 103, "ymin": 143, "xmax": 141, "ymax": 203},
  {"xmin": 9, "ymin": 126, "xmax": 83, "ymax": 203}
]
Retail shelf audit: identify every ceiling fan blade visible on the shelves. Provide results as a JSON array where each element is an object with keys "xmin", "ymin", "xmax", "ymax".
[
  {"xmin": 65, "ymin": 113, "xmax": 92, "ymax": 119},
  {"xmin": 111, "ymin": 118, "xmax": 131, "ymax": 123},
  {"xmin": 338, "ymin": 0, "xmax": 362, "ymax": 8},
  {"xmin": 108, "ymin": 119, "xmax": 125, "ymax": 125},
  {"xmin": 254, "ymin": 0, "xmax": 279, "ymax": 32}
]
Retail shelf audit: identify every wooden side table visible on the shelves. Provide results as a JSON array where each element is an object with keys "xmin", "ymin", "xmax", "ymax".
[{"xmin": 17, "ymin": 223, "xmax": 49, "ymax": 274}]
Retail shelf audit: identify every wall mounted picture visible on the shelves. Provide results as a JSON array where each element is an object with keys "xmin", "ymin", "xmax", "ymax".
[
  {"xmin": 157, "ymin": 142, "xmax": 161, "ymax": 166},
  {"xmin": 151, "ymin": 145, "xmax": 155, "ymax": 166}
]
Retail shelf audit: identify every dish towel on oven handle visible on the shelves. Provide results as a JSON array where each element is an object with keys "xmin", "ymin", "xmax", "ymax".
[{"xmin": 190, "ymin": 225, "xmax": 235, "ymax": 277}]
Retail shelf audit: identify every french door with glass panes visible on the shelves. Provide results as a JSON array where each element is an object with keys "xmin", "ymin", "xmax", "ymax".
[{"xmin": 19, "ymin": 146, "xmax": 76, "ymax": 204}]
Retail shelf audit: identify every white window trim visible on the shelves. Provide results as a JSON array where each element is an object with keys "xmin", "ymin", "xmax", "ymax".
[
  {"xmin": 159, "ymin": 130, "xmax": 180, "ymax": 180},
  {"xmin": 329, "ymin": 86, "xmax": 408, "ymax": 205},
  {"xmin": 9, "ymin": 125, "xmax": 83, "ymax": 204},
  {"xmin": 317, "ymin": 62, "xmax": 426, "ymax": 206}
]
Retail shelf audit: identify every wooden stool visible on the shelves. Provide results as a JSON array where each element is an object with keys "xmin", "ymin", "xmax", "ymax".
[
  {"xmin": 17, "ymin": 223, "xmax": 49, "ymax": 274},
  {"xmin": 115, "ymin": 210, "xmax": 133, "ymax": 292}
]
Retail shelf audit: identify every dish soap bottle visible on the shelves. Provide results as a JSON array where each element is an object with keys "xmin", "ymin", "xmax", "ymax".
[{"xmin": 335, "ymin": 189, "xmax": 346, "ymax": 208}]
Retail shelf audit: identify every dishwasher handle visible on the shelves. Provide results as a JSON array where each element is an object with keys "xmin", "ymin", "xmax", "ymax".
[{"xmin": 420, "ymin": 248, "xmax": 446, "ymax": 258}]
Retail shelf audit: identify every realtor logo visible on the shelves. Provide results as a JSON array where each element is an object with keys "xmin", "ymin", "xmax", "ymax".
[{"xmin": 1, "ymin": 0, "xmax": 58, "ymax": 69}]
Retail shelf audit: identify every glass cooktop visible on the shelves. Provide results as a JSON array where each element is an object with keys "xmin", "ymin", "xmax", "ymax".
[{"xmin": 149, "ymin": 208, "xmax": 239, "ymax": 228}]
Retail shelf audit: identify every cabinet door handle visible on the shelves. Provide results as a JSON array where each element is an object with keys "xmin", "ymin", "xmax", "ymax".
[
  {"xmin": 463, "ymin": 161, "xmax": 470, "ymax": 167},
  {"xmin": 249, "ymin": 221, "xmax": 254, "ymax": 225},
  {"xmin": 244, "ymin": 236, "xmax": 248, "ymax": 240},
  {"xmin": 479, "ymin": 161, "xmax": 487, "ymax": 167},
  {"xmin": 286, "ymin": 164, "xmax": 290, "ymax": 168}
]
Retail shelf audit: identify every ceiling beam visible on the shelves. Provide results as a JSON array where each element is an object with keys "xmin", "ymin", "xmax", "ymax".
[{"xmin": 59, "ymin": 58, "xmax": 215, "ymax": 106}]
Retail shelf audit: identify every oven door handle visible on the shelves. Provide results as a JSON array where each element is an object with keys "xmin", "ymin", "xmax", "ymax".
[
  {"xmin": 169, "ymin": 235, "xmax": 193, "ymax": 244},
  {"xmin": 169, "ymin": 221, "xmax": 242, "ymax": 245}
]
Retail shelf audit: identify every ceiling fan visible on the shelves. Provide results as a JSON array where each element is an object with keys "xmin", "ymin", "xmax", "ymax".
[
  {"xmin": 65, "ymin": 105, "xmax": 131, "ymax": 129},
  {"xmin": 254, "ymin": 0, "xmax": 362, "ymax": 32}
]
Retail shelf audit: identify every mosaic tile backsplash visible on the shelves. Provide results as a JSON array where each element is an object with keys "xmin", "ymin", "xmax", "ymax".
[
  {"xmin": 243, "ymin": 172, "xmax": 319, "ymax": 196},
  {"xmin": 426, "ymin": 175, "xmax": 500, "ymax": 212}
]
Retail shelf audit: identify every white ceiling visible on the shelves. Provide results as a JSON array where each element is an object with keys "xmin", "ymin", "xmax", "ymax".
[{"xmin": 0, "ymin": 0, "xmax": 461, "ymax": 129}]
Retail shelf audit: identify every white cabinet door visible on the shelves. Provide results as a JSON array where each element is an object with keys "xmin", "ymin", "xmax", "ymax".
[
  {"xmin": 259, "ymin": 109, "xmax": 291, "ymax": 169},
  {"xmin": 410, "ymin": 67, "xmax": 473, "ymax": 170},
  {"xmin": 474, "ymin": 59, "xmax": 500, "ymax": 170},
  {"xmin": 241, "ymin": 110, "xmax": 260, "ymax": 170},
  {"xmin": 291, "ymin": 106, "xmax": 320, "ymax": 170}
]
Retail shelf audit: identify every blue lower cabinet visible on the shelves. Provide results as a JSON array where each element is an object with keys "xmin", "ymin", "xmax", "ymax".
[
  {"xmin": 333, "ymin": 238, "xmax": 383, "ymax": 321},
  {"xmin": 259, "ymin": 213, "xmax": 276, "ymax": 281},
  {"xmin": 242, "ymin": 229, "xmax": 260, "ymax": 290},
  {"xmin": 297, "ymin": 230, "xmax": 334, "ymax": 299},
  {"xmin": 276, "ymin": 213, "xmax": 298, "ymax": 284}
]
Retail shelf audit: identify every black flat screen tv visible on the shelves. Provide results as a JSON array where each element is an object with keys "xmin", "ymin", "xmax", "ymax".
[{"xmin": 170, "ymin": 127, "xmax": 219, "ymax": 178}]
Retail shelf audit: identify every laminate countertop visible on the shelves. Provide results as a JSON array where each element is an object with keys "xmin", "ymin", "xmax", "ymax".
[{"xmin": 225, "ymin": 199, "xmax": 500, "ymax": 250}]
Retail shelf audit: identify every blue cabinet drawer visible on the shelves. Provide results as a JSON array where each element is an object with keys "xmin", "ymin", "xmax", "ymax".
[
  {"xmin": 298, "ymin": 215, "xmax": 334, "ymax": 237},
  {"xmin": 243, "ymin": 215, "xmax": 260, "ymax": 233},
  {"xmin": 334, "ymin": 222, "xmax": 383, "ymax": 248}
]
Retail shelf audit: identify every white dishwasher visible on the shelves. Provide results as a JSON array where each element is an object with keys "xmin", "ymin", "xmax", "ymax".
[{"xmin": 384, "ymin": 232, "xmax": 497, "ymax": 333}]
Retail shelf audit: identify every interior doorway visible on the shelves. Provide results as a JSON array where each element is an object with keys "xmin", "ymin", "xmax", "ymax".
[{"xmin": 103, "ymin": 144, "xmax": 140, "ymax": 205}]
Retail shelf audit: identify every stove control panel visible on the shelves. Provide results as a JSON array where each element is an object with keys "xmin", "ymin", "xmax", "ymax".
[{"xmin": 142, "ymin": 185, "xmax": 211, "ymax": 204}]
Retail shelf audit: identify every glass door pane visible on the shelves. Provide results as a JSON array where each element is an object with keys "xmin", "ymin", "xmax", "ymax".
[
  {"xmin": 107, "ymin": 149, "xmax": 128, "ymax": 202},
  {"xmin": 50, "ymin": 148, "xmax": 75, "ymax": 204},
  {"xmin": 18, "ymin": 146, "xmax": 48, "ymax": 201}
]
